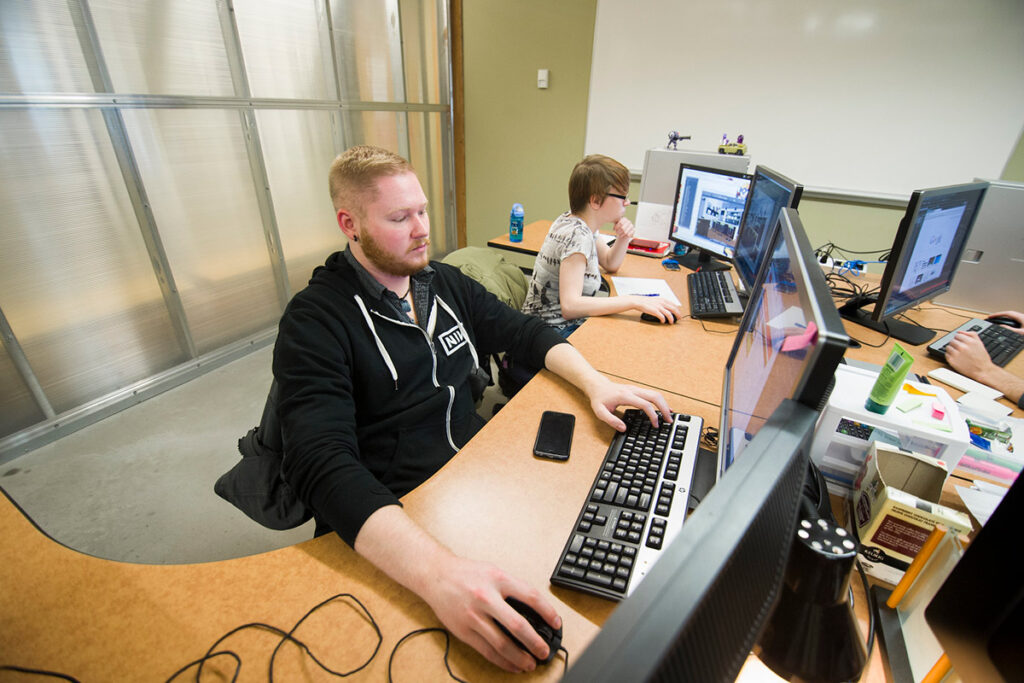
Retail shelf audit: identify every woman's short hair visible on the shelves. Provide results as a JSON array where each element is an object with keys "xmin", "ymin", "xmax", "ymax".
[
  {"xmin": 329, "ymin": 145, "xmax": 414, "ymax": 216},
  {"xmin": 568, "ymin": 154, "xmax": 630, "ymax": 214}
]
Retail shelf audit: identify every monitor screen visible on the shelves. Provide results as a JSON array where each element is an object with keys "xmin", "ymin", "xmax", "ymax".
[
  {"xmin": 718, "ymin": 207, "xmax": 849, "ymax": 475},
  {"xmin": 874, "ymin": 183, "xmax": 988, "ymax": 321},
  {"xmin": 838, "ymin": 182, "xmax": 987, "ymax": 345},
  {"xmin": 563, "ymin": 208, "xmax": 849, "ymax": 682},
  {"xmin": 669, "ymin": 164, "xmax": 752, "ymax": 271},
  {"xmin": 733, "ymin": 166, "xmax": 804, "ymax": 291}
]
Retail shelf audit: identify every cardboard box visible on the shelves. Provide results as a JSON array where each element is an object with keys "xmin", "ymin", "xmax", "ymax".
[{"xmin": 852, "ymin": 442, "xmax": 972, "ymax": 585}]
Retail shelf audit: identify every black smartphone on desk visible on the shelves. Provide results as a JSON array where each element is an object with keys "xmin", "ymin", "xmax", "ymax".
[{"xmin": 533, "ymin": 411, "xmax": 575, "ymax": 461}]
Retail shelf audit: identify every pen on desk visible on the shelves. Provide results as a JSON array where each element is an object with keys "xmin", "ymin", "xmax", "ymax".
[{"xmin": 638, "ymin": 293, "xmax": 660, "ymax": 297}]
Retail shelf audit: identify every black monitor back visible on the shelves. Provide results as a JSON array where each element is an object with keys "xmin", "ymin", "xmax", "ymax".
[
  {"xmin": 925, "ymin": 473, "xmax": 1024, "ymax": 681},
  {"xmin": 562, "ymin": 399, "xmax": 817, "ymax": 683}
]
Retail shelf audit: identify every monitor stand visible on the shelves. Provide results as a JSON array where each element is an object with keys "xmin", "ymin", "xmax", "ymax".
[
  {"xmin": 675, "ymin": 247, "xmax": 730, "ymax": 272},
  {"xmin": 837, "ymin": 296, "xmax": 936, "ymax": 346},
  {"xmin": 688, "ymin": 446, "xmax": 720, "ymax": 514}
]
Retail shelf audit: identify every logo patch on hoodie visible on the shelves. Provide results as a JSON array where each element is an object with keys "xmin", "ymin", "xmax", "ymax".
[{"xmin": 438, "ymin": 325, "xmax": 468, "ymax": 356}]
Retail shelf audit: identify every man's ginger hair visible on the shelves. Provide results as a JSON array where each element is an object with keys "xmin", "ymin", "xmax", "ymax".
[{"xmin": 329, "ymin": 145, "xmax": 414, "ymax": 217}]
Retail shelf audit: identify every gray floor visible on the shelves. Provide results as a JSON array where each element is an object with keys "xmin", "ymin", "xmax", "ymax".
[{"xmin": 0, "ymin": 345, "xmax": 506, "ymax": 564}]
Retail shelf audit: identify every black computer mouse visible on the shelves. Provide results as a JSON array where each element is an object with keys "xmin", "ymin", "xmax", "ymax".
[
  {"xmin": 641, "ymin": 313, "xmax": 676, "ymax": 324},
  {"xmin": 493, "ymin": 597, "xmax": 562, "ymax": 664},
  {"xmin": 986, "ymin": 314, "xmax": 1021, "ymax": 329}
]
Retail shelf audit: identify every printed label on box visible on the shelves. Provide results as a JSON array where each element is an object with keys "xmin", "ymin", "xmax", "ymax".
[{"xmin": 871, "ymin": 515, "xmax": 932, "ymax": 558}]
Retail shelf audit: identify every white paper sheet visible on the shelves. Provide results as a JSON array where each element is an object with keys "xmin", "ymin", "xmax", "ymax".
[
  {"xmin": 609, "ymin": 277, "xmax": 681, "ymax": 306},
  {"xmin": 955, "ymin": 481, "xmax": 1009, "ymax": 526}
]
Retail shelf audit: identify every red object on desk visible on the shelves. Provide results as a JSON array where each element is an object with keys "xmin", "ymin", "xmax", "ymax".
[{"xmin": 627, "ymin": 238, "xmax": 671, "ymax": 258}]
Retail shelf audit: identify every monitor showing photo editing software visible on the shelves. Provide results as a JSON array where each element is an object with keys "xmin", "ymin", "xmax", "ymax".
[{"xmin": 669, "ymin": 164, "xmax": 752, "ymax": 272}]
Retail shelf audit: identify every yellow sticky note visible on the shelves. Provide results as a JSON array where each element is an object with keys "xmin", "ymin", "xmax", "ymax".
[{"xmin": 903, "ymin": 383, "xmax": 937, "ymax": 397}]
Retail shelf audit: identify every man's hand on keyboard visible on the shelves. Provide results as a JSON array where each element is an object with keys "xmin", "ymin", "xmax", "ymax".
[{"xmin": 585, "ymin": 378, "xmax": 673, "ymax": 432}]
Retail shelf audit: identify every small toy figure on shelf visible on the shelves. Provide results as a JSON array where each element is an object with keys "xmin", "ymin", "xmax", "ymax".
[
  {"xmin": 666, "ymin": 130, "xmax": 691, "ymax": 150},
  {"xmin": 718, "ymin": 133, "xmax": 747, "ymax": 155}
]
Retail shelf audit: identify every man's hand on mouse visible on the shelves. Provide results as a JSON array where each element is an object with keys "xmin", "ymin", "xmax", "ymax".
[{"xmin": 420, "ymin": 554, "xmax": 561, "ymax": 672}]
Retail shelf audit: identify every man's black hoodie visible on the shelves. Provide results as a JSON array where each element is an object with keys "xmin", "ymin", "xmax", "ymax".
[{"xmin": 273, "ymin": 249, "xmax": 565, "ymax": 545}]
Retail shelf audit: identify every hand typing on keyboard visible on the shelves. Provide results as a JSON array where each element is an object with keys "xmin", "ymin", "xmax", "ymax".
[
  {"xmin": 945, "ymin": 314, "xmax": 1024, "ymax": 407},
  {"xmin": 582, "ymin": 375, "xmax": 674, "ymax": 432}
]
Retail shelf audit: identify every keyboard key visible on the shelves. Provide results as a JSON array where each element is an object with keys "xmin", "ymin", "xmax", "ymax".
[{"xmin": 559, "ymin": 564, "xmax": 585, "ymax": 579}]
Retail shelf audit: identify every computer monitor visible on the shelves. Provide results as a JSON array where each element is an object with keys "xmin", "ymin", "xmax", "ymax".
[
  {"xmin": 717, "ymin": 207, "xmax": 848, "ymax": 476},
  {"xmin": 669, "ymin": 163, "xmax": 752, "ymax": 272},
  {"xmin": 925, "ymin": 471, "xmax": 1023, "ymax": 681},
  {"xmin": 733, "ymin": 166, "xmax": 804, "ymax": 293},
  {"xmin": 838, "ymin": 182, "xmax": 988, "ymax": 345},
  {"xmin": 563, "ymin": 208, "xmax": 849, "ymax": 682}
]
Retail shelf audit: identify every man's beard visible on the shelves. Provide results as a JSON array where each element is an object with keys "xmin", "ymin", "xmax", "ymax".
[{"xmin": 358, "ymin": 227, "xmax": 430, "ymax": 277}]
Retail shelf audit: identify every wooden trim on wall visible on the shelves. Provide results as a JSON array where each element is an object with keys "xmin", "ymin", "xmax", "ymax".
[{"xmin": 450, "ymin": 0, "xmax": 466, "ymax": 247}]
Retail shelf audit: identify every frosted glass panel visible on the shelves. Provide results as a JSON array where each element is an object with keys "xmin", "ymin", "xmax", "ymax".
[
  {"xmin": 332, "ymin": 0, "xmax": 404, "ymax": 102},
  {"xmin": 122, "ymin": 109, "xmax": 282, "ymax": 355},
  {"xmin": 257, "ymin": 109, "xmax": 344, "ymax": 294},
  {"xmin": 0, "ymin": 109, "xmax": 185, "ymax": 413},
  {"xmin": 235, "ymin": 0, "xmax": 330, "ymax": 100},
  {"xmin": 0, "ymin": 0, "xmax": 453, "ymax": 449},
  {"xmin": 399, "ymin": 0, "xmax": 443, "ymax": 104},
  {"xmin": 0, "ymin": 0, "xmax": 93, "ymax": 94},
  {"xmin": 90, "ymin": 0, "xmax": 234, "ymax": 96}
]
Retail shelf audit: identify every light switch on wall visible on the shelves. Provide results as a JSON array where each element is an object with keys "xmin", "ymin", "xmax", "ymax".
[{"xmin": 537, "ymin": 69, "xmax": 549, "ymax": 89}]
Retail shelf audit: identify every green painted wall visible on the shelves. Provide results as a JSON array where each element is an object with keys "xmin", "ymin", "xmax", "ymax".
[
  {"xmin": 463, "ymin": 6, "xmax": 1024, "ymax": 273},
  {"xmin": 1001, "ymin": 126, "xmax": 1024, "ymax": 182},
  {"xmin": 463, "ymin": 0, "xmax": 597, "ymax": 266}
]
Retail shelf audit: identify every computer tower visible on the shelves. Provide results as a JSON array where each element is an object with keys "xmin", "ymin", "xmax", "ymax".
[{"xmin": 936, "ymin": 179, "xmax": 1024, "ymax": 315}]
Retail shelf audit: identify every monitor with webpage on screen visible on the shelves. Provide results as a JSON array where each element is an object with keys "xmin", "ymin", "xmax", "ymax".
[
  {"xmin": 733, "ymin": 165, "xmax": 804, "ymax": 295},
  {"xmin": 668, "ymin": 163, "xmax": 752, "ymax": 272},
  {"xmin": 838, "ymin": 182, "xmax": 988, "ymax": 345},
  {"xmin": 563, "ymin": 207, "xmax": 849, "ymax": 682}
]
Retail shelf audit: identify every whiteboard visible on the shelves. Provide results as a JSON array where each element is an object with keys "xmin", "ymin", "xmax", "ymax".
[{"xmin": 585, "ymin": 0, "xmax": 1024, "ymax": 197}]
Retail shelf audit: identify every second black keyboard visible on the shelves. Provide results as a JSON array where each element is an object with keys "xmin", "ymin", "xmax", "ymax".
[
  {"xmin": 687, "ymin": 270, "xmax": 743, "ymax": 318},
  {"xmin": 927, "ymin": 319, "xmax": 1024, "ymax": 367}
]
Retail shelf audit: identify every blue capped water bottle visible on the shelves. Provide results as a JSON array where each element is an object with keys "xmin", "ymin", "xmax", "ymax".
[{"xmin": 509, "ymin": 203, "xmax": 524, "ymax": 242}]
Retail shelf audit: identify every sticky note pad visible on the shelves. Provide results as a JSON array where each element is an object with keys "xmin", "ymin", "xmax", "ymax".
[
  {"xmin": 896, "ymin": 397, "xmax": 923, "ymax": 413},
  {"xmin": 914, "ymin": 418, "xmax": 952, "ymax": 433}
]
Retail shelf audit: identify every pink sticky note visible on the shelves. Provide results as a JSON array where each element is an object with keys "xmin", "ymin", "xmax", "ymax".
[{"xmin": 780, "ymin": 322, "xmax": 818, "ymax": 353}]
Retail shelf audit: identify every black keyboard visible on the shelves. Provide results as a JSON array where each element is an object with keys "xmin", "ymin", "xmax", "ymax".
[
  {"xmin": 550, "ymin": 409, "xmax": 703, "ymax": 601},
  {"xmin": 687, "ymin": 270, "xmax": 743, "ymax": 318},
  {"xmin": 927, "ymin": 319, "xmax": 1024, "ymax": 367}
]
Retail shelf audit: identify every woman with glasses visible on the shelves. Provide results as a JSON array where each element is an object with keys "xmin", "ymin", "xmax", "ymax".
[{"xmin": 521, "ymin": 154, "xmax": 681, "ymax": 337}]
